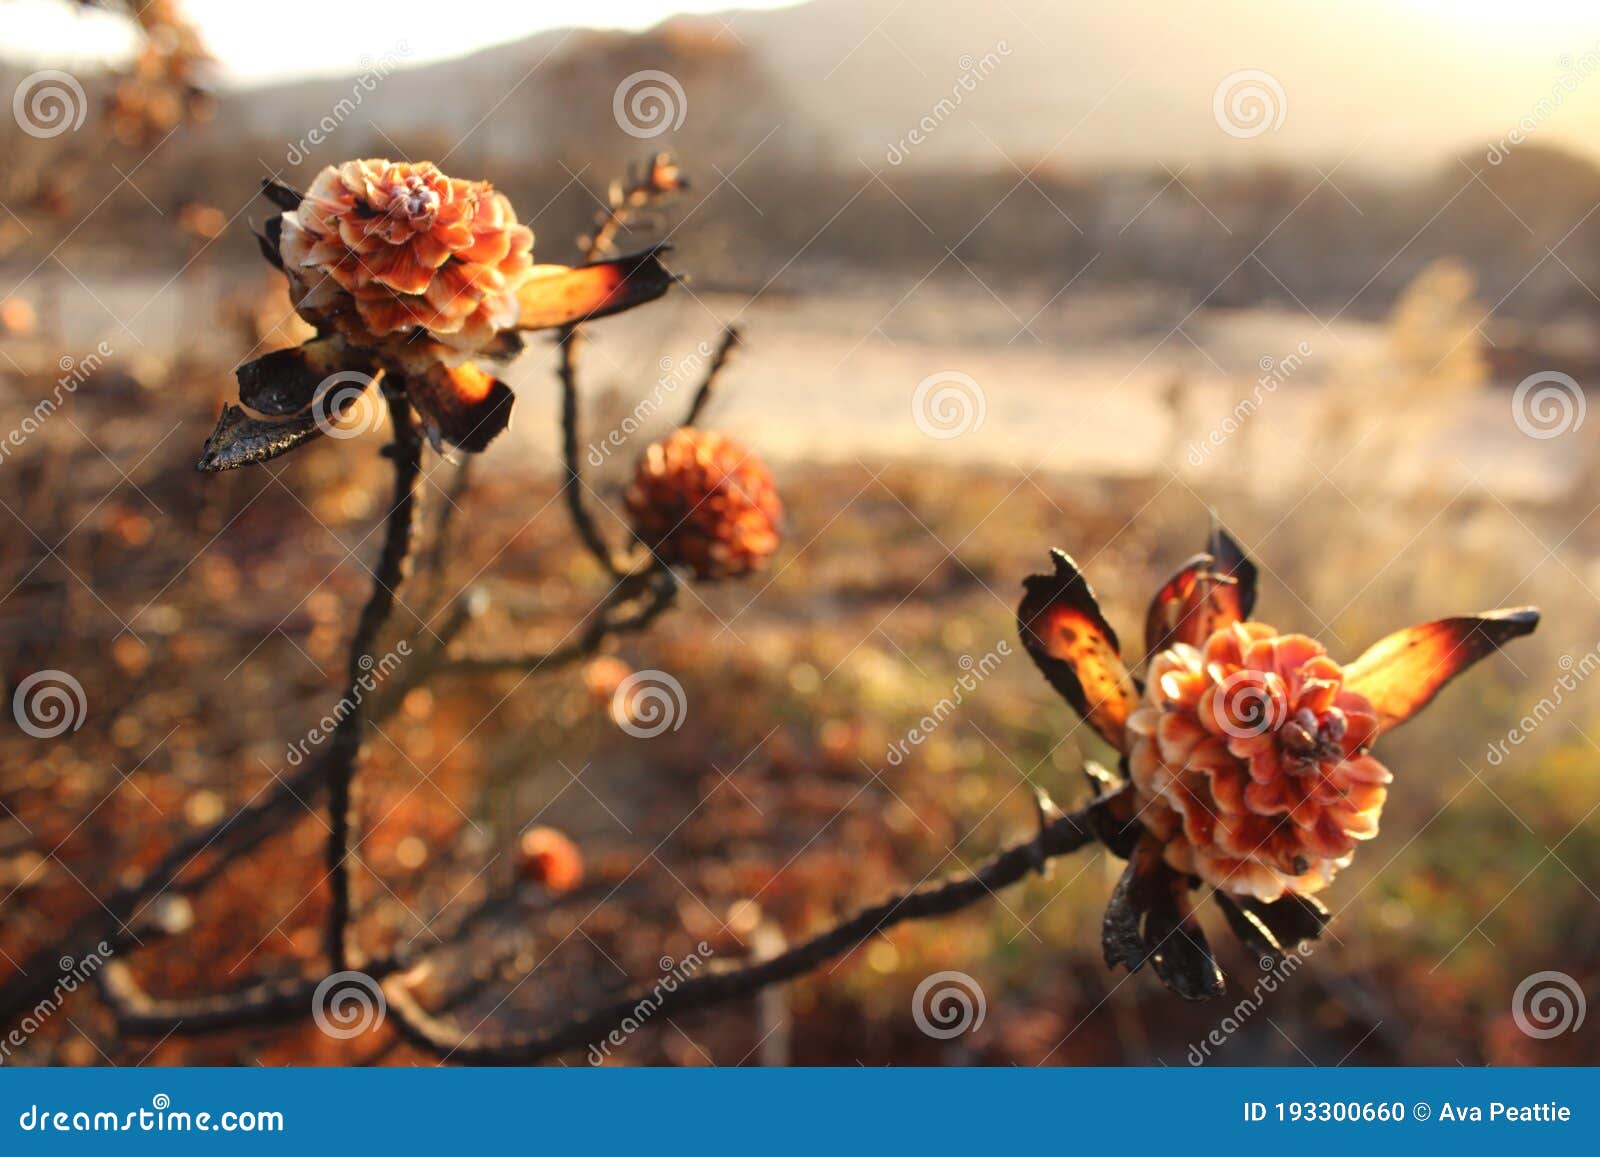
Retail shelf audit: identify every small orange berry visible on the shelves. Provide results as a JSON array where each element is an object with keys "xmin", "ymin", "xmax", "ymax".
[{"xmin": 518, "ymin": 827, "xmax": 584, "ymax": 894}]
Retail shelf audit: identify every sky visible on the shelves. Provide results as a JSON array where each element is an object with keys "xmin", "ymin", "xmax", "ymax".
[{"xmin": 1, "ymin": 0, "xmax": 802, "ymax": 83}]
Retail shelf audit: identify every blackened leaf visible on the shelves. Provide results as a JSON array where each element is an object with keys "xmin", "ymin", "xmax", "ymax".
[
  {"xmin": 515, "ymin": 246, "xmax": 677, "ymax": 331},
  {"xmin": 1143, "ymin": 528, "xmax": 1259, "ymax": 662},
  {"xmin": 1018, "ymin": 549, "xmax": 1139, "ymax": 750},
  {"xmin": 1101, "ymin": 835, "xmax": 1164, "ymax": 974},
  {"xmin": 196, "ymin": 404, "xmax": 321, "ymax": 472},
  {"xmin": 1146, "ymin": 872, "xmax": 1225, "ymax": 999},
  {"xmin": 1344, "ymin": 608, "xmax": 1540, "ymax": 734},
  {"xmin": 1214, "ymin": 893, "xmax": 1284, "ymax": 960},
  {"xmin": 260, "ymin": 178, "xmax": 304, "ymax": 212},
  {"xmin": 254, "ymin": 218, "xmax": 284, "ymax": 271},
  {"xmin": 1235, "ymin": 892, "xmax": 1330, "ymax": 952},
  {"xmin": 237, "ymin": 337, "xmax": 365, "ymax": 416},
  {"xmin": 404, "ymin": 362, "xmax": 514, "ymax": 453}
]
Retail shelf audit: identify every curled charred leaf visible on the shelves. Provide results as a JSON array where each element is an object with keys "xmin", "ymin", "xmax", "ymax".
[
  {"xmin": 404, "ymin": 362, "xmax": 514, "ymax": 453},
  {"xmin": 259, "ymin": 177, "xmax": 304, "ymax": 212},
  {"xmin": 196, "ymin": 404, "xmax": 321, "ymax": 472},
  {"xmin": 1017, "ymin": 549, "xmax": 1139, "ymax": 750},
  {"xmin": 1102, "ymin": 835, "xmax": 1165, "ymax": 975},
  {"xmin": 1232, "ymin": 892, "xmax": 1329, "ymax": 953},
  {"xmin": 1143, "ymin": 528, "xmax": 1258, "ymax": 661},
  {"xmin": 1343, "ymin": 608, "xmax": 1540, "ymax": 734},
  {"xmin": 1214, "ymin": 893, "xmax": 1286, "ymax": 960},
  {"xmin": 516, "ymin": 246, "xmax": 677, "ymax": 331},
  {"xmin": 253, "ymin": 217, "xmax": 284, "ymax": 271},
  {"xmin": 237, "ymin": 337, "xmax": 368, "ymax": 416},
  {"xmin": 1145, "ymin": 870, "xmax": 1225, "ymax": 999}
]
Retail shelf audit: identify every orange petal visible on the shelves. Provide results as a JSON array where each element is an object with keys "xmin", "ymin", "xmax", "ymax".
[
  {"xmin": 1143, "ymin": 528, "xmax": 1258, "ymax": 660},
  {"xmin": 1343, "ymin": 609, "xmax": 1540, "ymax": 734},
  {"xmin": 403, "ymin": 361, "xmax": 514, "ymax": 453},
  {"xmin": 370, "ymin": 244, "xmax": 436, "ymax": 296},
  {"xmin": 514, "ymin": 248, "xmax": 675, "ymax": 331},
  {"xmin": 1017, "ymin": 550, "xmax": 1139, "ymax": 751}
]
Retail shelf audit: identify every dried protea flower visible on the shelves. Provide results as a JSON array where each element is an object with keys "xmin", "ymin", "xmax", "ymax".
[
  {"xmin": 518, "ymin": 827, "xmax": 584, "ymax": 894},
  {"xmin": 1129, "ymin": 624, "xmax": 1388, "ymax": 903},
  {"xmin": 278, "ymin": 160, "xmax": 534, "ymax": 358},
  {"xmin": 200, "ymin": 160, "xmax": 676, "ymax": 470},
  {"xmin": 1017, "ymin": 528, "xmax": 1538, "ymax": 998},
  {"xmin": 624, "ymin": 428, "xmax": 781, "ymax": 580}
]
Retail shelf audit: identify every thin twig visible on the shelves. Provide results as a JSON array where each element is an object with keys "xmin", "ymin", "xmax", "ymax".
[
  {"xmin": 445, "ymin": 569, "xmax": 677, "ymax": 677},
  {"xmin": 557, "ymin": 328, "xmax": 625, "ymax": 577},
  {"xmin": 556, "ymin": 156, "xmax": 686, "ymax": 578},
  {"xmin": 380, "ymin": 807, "xmax": 1096, "ymax": 1064},
  {"xmin": 324, "ymin": 387, "xmax": 423, "ymax": 973},
  {"xmin": 681, "ymin": 326, "xmax": 742, "ymax": 428}
]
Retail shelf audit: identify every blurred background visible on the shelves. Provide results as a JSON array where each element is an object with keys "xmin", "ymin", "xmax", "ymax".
[{"xmin": 1, "ymin": 0, "xmax": 1597, "ymax": 1066}]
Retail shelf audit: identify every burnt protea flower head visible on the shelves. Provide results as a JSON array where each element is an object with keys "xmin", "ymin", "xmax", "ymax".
[
  {"xmin": 1017, "ymin": 527, "xmax": 1538, "ymax": 998},
  {"xmin": 278, "ymin": 159, "xmax": 535, "ymax": 358},
  {"xmin": 199, "ymin": 160, "xmax": 677, "ymax": 470},
  {"xmin": 624, "ymin": 428, "xmax": 782, "ymax": 580}
]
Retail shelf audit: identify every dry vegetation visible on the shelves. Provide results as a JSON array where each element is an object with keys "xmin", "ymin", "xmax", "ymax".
[{"xmin": 1, "ymin": 4, "xmax": 1597, "ymax": 1069}]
